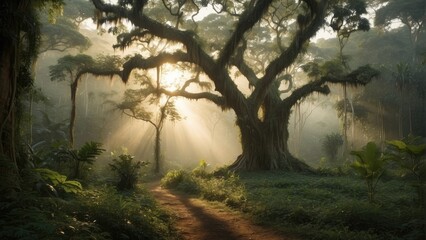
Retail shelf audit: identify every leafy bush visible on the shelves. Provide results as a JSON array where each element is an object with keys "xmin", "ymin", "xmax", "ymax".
[
  {"xmin": 0, "ymin": 185, "xmax": 179, "ymax": 240},
  {"xmin": 34, "ymin": 168, "xmax": 82, "ymax": 196},
  {"xmin": 192, "ymin": 159, "xmax": 208, "ymax": 177},
  {"xmin": 322, "ymin": 133, "xmax": 343, "ymax": 165},
  {"xmin": 350, "ymin": 142, "xmax": 387, "ymax": 202},
  {"xmin": 0, "ymin": 192, "xmax": 109, "ymax": 240},
  {"xmin": 42, "ymin": 141, "xmax": 105, "ymax": 179},
  {"xmin": 161, "ymin": 169, "xmax": 199, "ymax": 193},
  {"xmin": 162, "ymin": 167, "xmax": 246, "ymax": 208},
  {"xmin": 73, "ymin": 186, "xmax": 178, "ymax": 240},
  {"xmin": 386, "ymin": 136, "xmax": 426, "ymax": 207},
  {"xmin": 109, "ymin": 154, "xmax": 148, "ymax": 190}
]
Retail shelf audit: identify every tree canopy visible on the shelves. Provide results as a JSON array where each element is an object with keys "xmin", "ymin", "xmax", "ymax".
[{"xmin": 84, "ymin": 0, "xmax": 379, "ymax": 171}]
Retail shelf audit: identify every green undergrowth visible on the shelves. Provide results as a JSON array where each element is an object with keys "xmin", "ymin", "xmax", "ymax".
[
  {"xmin": 241, "ymin": 171, "xmax": 425, "ymax": 240},
  {"xmin": 161, "ymin": 169, "xmax": 426, "ymax": 240},
  {"xmin": 0, "ymin": 185, "xmax": 179, "ymax": 240},
  {"xmin": 161, "ymin": 168, "xmax": 246, "ymax": 208}
]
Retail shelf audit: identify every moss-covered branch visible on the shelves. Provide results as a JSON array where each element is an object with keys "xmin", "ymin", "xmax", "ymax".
[
  {"xmin": 251, "ymin": 0, "xmax": 329, "ymax": 108},
  {"xmin": 281, "ymin": 64, "xmax": 379, "ymax": 111},
  {"xmin": 216, "ymin": 0, "xmax": 273, "ymax": 68}
]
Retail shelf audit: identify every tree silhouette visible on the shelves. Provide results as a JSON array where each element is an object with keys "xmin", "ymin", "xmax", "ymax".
[
  {"xmin": 328, "ymin": 0, "xmax": 370, "ymax": 155},
  {"xmin": 89, "ymin": 0, "xmax": 378, "ymax": 171},
  {"xmin": 117, "ymin": 68, "xmax": 182, "ymax": 173},
  {"xmin": 49, "ymin": 54, "xmax": 122, "ymax": 147}
]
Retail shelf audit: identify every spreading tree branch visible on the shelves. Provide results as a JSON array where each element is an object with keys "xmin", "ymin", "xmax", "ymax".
[
  {"xmin": 281, "ymin": 64, "xmax": 379, "ymax": 111},
  {"xmin": 216, "ymin": 0, "xmax": 274, "ymax": 68},
  {"xmin": 160, "ymin": 88, "xmax": 226, "ymax": 107},
  {"xmin": 230, "ymin": 40, "xmax": 259, "ymax": 86},
  {"xmin": 251, "ymin": 0, "xmax": 329, "ymax": 108}
]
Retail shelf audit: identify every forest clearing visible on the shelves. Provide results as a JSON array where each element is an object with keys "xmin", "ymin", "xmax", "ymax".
[{"xmin": 1, "ymin": 0, "xmax": 425, "ymax": 239}]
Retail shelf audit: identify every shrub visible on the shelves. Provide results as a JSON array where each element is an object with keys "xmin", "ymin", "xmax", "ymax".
[
  {"xmin": 48, "ymin": 141, "xmax": 105, "ymax": 179},
  {"xmin": 161, "ymin": 169, "xmax": 199, "ymax": 193},
  {"xmin": 109, "ymin": 154, "xmax": 148, "ymax": 190},
  {"xmin": 386, "ymin": 136, "xmax": 426, "ymax": 207},
  {"xmin": 161, "ymin": 168, "xmax": 246, "ymax": 208},
  {"xmin": 322, "ymin": 133, "xmax": 343, "ymax": 165},
  {"xmin": 73, "ymin": 186, "xmax": 177, "ymax": 240},
  {"xmin": 192, "ymin": 159, "xmax": 208, "ymax": 177},
  {"xmin": 350, "ymin": 142, "xmax": 387, "ymax": 202},
  {"xmin": 34, "ymin": 168, "xmax": 82, "ymax": 196}
]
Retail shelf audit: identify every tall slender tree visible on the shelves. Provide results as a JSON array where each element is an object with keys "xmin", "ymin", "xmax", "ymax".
[
  {"xmin": 117, "ymin": 68, "xmax": 182, "ymax": 173},
  {"xmin": 329, "ymin": 0, "xmax": 370, "ymax": 154}
]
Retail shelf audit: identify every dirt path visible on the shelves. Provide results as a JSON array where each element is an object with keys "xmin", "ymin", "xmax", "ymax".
[{"xmin": 148, "ymin": 182, "xmax": 296, "ymax": 240}]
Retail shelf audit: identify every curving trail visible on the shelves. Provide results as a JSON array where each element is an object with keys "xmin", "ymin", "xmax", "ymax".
[{"xmin": 148, "ymin": 182, "xmax": 297, "ymax": 240}]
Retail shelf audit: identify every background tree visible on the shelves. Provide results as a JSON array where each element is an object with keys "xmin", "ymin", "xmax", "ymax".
[
  {"xmin": 328, "ymin": 0, "xmax": 370, "ymax": 155},
  {"xmin": 375, "ymin": 0, "xmax": 426, "ymax": 63},
  {"xmin": 117, "ymin": 69, "xmax": 183, "ymax": 174},
  {"xmin": 39, "ymin": 17, "xmax": 91, "ymax": 53},
  {"xmin": 375, "ymin": 0, "xmax": 426, "ymax": 138},
  {"xmin": 90, "ymin": 0, "xmax": 378, "ymax": 171},
  {"xmin": 49, "ymin": 54, "xmax": 122, "ymax": 147}
]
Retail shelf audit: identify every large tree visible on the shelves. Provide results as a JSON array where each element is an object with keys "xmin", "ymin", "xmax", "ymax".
[
  {"xmin": 90, "ymin": 0, "xmax": 378, "ymax": 171},
  {"xmin": 0, "ymin": 0, "xmax": 63, "ymax": 197}
]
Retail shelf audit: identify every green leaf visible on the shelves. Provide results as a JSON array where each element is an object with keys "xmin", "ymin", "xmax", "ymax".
[
  {"xmin": 387, "ymin": 140, "xmax": 407, "ymax": 150},
  {"xmin": 60, "ymin": 180, "xmax": 82, "ymax": 193},
  {"xmin": 77, "ymin": 141, "xmax": 105, "ymax": 163},
  {"xmin": 406, "ymin": 144, "xmax": 426, "ymax": 155}
]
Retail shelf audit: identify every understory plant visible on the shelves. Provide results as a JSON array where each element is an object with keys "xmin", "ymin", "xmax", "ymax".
[
  {"xmin": 52, "ymin": 141, "xmax": 105, "ymax": 179},
  {"xmin": 387, "ymin": 135, "xmax": 426, "ymax": 207},
  {"xmin": 161, "ymin": 164, "xmax": 246, "ymax": 208},
  {"xmin": 34, "ymin": 168, "xmax": 82, "ymax": 196},
  {"xmin": 350, "ymin": 142, "xmax": 386, "ymax": 203},
  {"xmin": 322, "ymin": 133, "xmax": 344, "ymax": 166},
  {"xmin": 109, "ymin": 154, "xmax": 148, "ymax": 190}
]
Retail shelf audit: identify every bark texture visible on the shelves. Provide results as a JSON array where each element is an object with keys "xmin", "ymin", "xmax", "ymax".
[{"xmin": 0, "ymin": 0, "xmax": 32, "ymax": 196}]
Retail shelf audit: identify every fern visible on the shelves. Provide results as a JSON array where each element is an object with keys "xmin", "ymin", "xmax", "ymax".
[
  {"xmin": 34, "ymin": 168, "xmax": 82, "ymax": 193},
  {"xmin": 109, "ymin": 154, "xmax": 148, "ymax": 190},
  {"xmin": 77, "ymin": 141, "xmax": 105, "ymax": 164}
]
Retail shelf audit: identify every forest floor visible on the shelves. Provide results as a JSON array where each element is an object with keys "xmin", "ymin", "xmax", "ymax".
[{"xmin": 148, "ymin": 181, "xmax": 296, "ymax": 240}]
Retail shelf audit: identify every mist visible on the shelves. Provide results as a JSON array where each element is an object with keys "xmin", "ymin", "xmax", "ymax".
[{"xmin": 29, "ymin": 0, "xmax": 426, "ymax": 173}]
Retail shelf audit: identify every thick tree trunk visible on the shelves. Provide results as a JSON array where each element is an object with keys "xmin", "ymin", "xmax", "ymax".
[
  {"xmin": 0, "ymin": 0, "xmax": 31, "ymax": 196},
  {"xmin": 0, "ymin": 0, "xmax": 30, "ymax": 197},
  {"xmin": 0, "ymin": 38, "xmax": 21, "ymax": 196},
  {"xmin": 229, "ymin": 110, "xmax": 312, "ymax": 172}
]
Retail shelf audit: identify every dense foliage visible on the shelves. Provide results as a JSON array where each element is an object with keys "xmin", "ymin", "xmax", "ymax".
[{"xmin": 0, "ymin": 185, "xmax": 179, "ymax": 240}]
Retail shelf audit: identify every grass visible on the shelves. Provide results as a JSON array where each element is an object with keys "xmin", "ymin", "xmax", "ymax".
[{"xmin": 162, "ymin": 169, "xmax": 426, "ymax": 240}]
